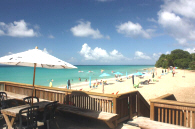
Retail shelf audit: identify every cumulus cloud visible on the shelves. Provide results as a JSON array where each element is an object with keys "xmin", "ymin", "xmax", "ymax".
[
  {"xmin": 116, "ymin": 21, "xmax": 152, "ymax": 39},
  {"xmin": 134, "ymin": 51, "xmax": 151, "ymax": 60},
  {"xmin": 79, "ymin": 43, "xmax": 130, "ymax": 62},
  {"xmin": 70, "ymin": 21, "xmax": 108, "ymax": 39},
  {"xmin": 184, "ymin": 48, "xmax": 195, "ymax": 54},
  {"xmin": 158, "ymin": 0, "xmax": 195, "ymax": 45},
  {"xmin": 0, "ymin": 20, "xmax": 39, "ymax": 37}
]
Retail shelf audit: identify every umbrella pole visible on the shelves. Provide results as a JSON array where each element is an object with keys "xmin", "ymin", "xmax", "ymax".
[{"xmin": 32, "ymin": 63, "xmax": 37, "ymax": 106}]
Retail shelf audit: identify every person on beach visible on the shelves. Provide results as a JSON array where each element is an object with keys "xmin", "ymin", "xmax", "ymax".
[
  {"xmin": 162, "ymin": 70, "xmax": 164, "ymax": 73},
  {"xmin": 67, "ymin": 79, "xmax": 71, "ymax": 89},
  {"xmin": 85, "ymin": 79, "xmax": 87, "ymax": 82},
  {"xmin": 49, "ymin": 79, "xmax": 53, "ymax": 87},
  {"xmin": 79, "ymin": 77, "xmax": 81, "ymax": 81},
  {"xmin": 132, "ymin": 75, "xmax": 134, "ymax": 85},
  {"xmin": 165, "ymin": 69, "xmax": 166, "ymax": 73},
  {"xmin": 172, "ymin": 70, "xmax": 175, "ymax": 77}
]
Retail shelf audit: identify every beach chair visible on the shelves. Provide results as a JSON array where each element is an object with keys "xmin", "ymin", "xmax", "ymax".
[
  {"xmin": 96, "ymin": 83, "xmax": 99, "ymax": 88},
  {"xmin": 116, "ymin": 91, "xmax": 119, "ymax": 95},
  {"xmin": 158, "ymin": 76, "xmax": 161, "ymax": 79},
  {"xmin": 93, "ymin": 83, "xmax": 96, "ymax": 88},
  {"xmin": 133, "ymin": 83, "xmax": 140, "ymax": 88}
]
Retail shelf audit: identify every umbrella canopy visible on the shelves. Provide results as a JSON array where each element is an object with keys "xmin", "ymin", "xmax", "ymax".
[
  {"xmin": 113, "ymin": 72, "xmax": 123, "ymax": 75},
  {"xmin": 99, "ymin": 73, "xmax": 110, "ymax": 77},
  {"xmin": 0, "ymin": 48, "xmax": 77, "ymax": 69},
  {"xmin": 0, "ymin": 47, "xmax": 77, "ymax": 105},
  {"xmin": 133, "ymin": 72, "xmax": 143, "ymax": 76}
]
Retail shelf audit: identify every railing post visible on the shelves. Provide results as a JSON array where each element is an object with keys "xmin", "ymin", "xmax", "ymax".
[
  {"xmin": 137, "ymin": 92, "xmax": 141, "ymax": 116},
  {"xmin": 0, "ymin": 82, "xmax": 5, "ymax": 91},
  {"xmin": 113, "ymin": 97, "xmax": 117, "ymax": 114},
  {"xmin": 150, "ymin": 102, "xmax": 155, "ymax": 120},
  {"xmin": 129, "ymin": 94, "xmax": 133, "ymax": 119}
]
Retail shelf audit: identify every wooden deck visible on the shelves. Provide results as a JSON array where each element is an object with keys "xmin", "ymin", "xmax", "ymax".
[{"xmin": 127, "ymin": 117, "xmax": 191, "ymax": 129}]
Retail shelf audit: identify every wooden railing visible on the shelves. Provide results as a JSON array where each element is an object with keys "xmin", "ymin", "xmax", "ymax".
[
  {"xmin": 0, "ymin": 81, "xmax": 150, "ymax": 123},
  {"xmin": 150, "ymin": 94, "xmax": 195, "ymax": 128}
]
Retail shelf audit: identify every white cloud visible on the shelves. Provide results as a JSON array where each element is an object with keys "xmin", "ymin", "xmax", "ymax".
[
  {"xmin": 158, "ymin": 0, "xmax": 195, "ymax": 45},
  {"xmin": 184, "ymin": 48, "xmax": 195, "ymax": 54},
  {"xmin": 70, "ymin": 21, "xmax": 108, "ymax": 39},
  {"xmin": 48, "ymin": 34, "xmax": 55, "ymax": 39},
  {"xmin": 79, "ymin": 43, "xmax": 130, "ymax": 62},
  {"xmin": 161, "ymin": 0, "xmax": 195, "ymax": 19},
  {"xmin": 153, "ymin": 52, "xmax": 162, "ymax": 59},
  {"xmin": 0, "ymin": 20, "xmax": 38, "ymax": 37},
  {"xmin": 116, "ymin": 21, "xmax": 151, "ymax": 39},
  {"xmin": 134, "ymin": 51, "xmax": 151, "ymax": 60}
]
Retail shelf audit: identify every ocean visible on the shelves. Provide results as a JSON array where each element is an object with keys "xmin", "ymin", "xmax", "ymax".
[{"xmin": 0, "ymin": 65, "xmax": 154, "ymax": 87}]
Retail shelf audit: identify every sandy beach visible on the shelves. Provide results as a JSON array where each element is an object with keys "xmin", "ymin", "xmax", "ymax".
[{"xmin": 59, "ymin": 68, "xmax": 195, "ymax": 104}]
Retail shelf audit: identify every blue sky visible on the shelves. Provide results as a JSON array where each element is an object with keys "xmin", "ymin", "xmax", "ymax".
[{"xmin": 0, "ymin": 0, "xmax": 195, "ymax": 65}]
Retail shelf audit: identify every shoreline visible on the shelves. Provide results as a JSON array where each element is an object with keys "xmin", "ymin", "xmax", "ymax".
[{"xmin": 57, "ymin": 66, "xmax": 155, "ymax": 90}]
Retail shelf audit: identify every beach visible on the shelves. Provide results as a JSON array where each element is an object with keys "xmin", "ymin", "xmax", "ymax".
[{"xmin": 64, "ymin": 68, "xmax": 195, "ymax": 104}]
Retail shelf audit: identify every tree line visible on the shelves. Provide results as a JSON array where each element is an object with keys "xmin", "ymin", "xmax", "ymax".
[{"xmin": 155, "ymin": 49, "xmax": 195, "ymax": 70}]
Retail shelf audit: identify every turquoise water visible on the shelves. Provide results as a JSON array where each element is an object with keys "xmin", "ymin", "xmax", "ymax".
[{"xmin": 0, "ymin": 65, "xmax": 154, "ymax": 87}]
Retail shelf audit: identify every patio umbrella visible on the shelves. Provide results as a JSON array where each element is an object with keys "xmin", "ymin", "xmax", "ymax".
[
  {"xmin": 0, "ymin": 46, "xmax": 77, "ymax": 105},
  {"xmin": 99, "ymin": 73, "xmax": 110, "ymax": 93}
]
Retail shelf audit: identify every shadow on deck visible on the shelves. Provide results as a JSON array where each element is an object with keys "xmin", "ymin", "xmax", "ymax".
[{"xmin": 0, "ymin": 110, "xmax": 125, "ymax": 129}]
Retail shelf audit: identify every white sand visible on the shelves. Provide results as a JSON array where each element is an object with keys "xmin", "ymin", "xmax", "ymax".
[{"xmin": 58, "ymin": 68, "xmax": 195, "ymax": 104}]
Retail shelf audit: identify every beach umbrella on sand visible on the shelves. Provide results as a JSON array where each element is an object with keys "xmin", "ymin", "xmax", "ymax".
[
  {"xmin": 133, "ymin": 72, "xmax": 143, "ymax": 76},
  {"xmin": 99, "ymin": 73, "xmax": 110, "ymax": 93},
  {"xmin": 0, "ymin": 46, "xmax": 77, "ymax": 105},
  {"xmin": 113, "ymin": 72, "xmax": 123, "ymax": 75}
]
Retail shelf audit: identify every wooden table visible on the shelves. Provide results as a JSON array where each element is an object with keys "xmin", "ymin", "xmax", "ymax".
[{"xmin": 1, "ymin": 101, "xmax": 51, "ymax": 129}]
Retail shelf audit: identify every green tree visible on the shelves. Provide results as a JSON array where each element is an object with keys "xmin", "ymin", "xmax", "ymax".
[
  {"xmin": 189, "ymin": 61, "xmax": 195, "ymax": 70},
  {"xmin": 155, "ymin": 49, "xmax": 192, "ymax": 69}
]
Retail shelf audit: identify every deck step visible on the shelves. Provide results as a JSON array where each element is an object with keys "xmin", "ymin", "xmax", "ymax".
[{"xmin": 126, "ymin": 117, "xmax": 191, "ymax": 129}]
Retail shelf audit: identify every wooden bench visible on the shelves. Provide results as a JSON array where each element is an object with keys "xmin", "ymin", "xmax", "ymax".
[{"xmin": 57, "ymin": 104, "xmax": 118, "ymax": 129}]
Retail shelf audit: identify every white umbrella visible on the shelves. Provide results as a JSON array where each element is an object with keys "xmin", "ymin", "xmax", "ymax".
[{"xmin": 0, "ymin": 46, "xmax": 77, "ymax": 105}]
